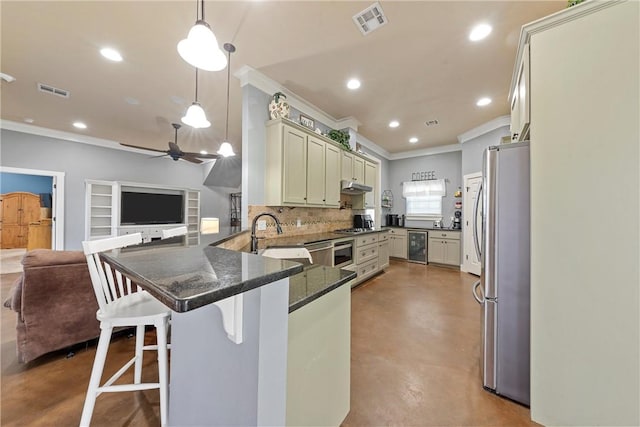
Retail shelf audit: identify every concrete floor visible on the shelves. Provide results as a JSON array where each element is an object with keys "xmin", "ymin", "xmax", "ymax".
[{"xmin": 1, "ymin": 259, "xmax": 535, "ymax": 426}]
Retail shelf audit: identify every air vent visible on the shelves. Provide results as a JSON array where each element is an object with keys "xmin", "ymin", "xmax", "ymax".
[
  {"xmin": 37, "ymin": 83, "xmax": 70, "ymax": 98},
  {"xmin": 352, "ymin": 2, "xmax": 388, "ymax": 36},
  {"xmin": 425, "ymin": 119, "xmax": 439, "ymax": 126}
]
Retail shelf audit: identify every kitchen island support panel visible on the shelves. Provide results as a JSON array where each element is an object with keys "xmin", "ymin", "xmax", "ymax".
[{"xmin": 169, "ymin": 278, "xmax": 289, "ymax": 426}]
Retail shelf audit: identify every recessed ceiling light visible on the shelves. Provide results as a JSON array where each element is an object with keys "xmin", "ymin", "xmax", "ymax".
[
  {"xmin": 73, "ymin": 121, "xmax": 87, "ymax": 129},
  {"xmin": 1, "ymin": 72, "xmax": 16, "ymax": 83},
  {"xmin": 23, "ymin": 118, "xmax": 34, "ymax": 123},
  {"xmin": 409, "ymin": 137, "xmax": 418, "ymax": 143},
  {"xmin": 389, "ymin": 120, "xmax": 399, "ymax": 128},
  {"xmin": 476, "ymin": 97, "xmax": 492, "ymax": 107},
  {"xmin": 100, "ymin": 47, "xmax": 123, "ymax": 62},
  {"xmin": 347, "ymin": 78, "xmax": 361, "ymax": 90},
  {"xmin": 469, "ymin": 24, "xmax": 492, "ymax": 41},
  {"xmin": 200, "ymin": 150, "xmax": 208, "ymax": 155}
]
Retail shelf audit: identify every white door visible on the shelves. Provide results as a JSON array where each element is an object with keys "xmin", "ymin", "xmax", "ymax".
[{"xmin": 462, "ymin": 173, "xmax": 482, "ymax": 275}]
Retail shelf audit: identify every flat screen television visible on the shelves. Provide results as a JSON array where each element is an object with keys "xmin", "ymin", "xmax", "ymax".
[{"xmin": 120, "ymin": 191, "xmax": 184, "ymax": 225}]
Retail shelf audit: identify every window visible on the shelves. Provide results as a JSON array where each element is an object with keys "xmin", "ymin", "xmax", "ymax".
[{"xmin": 403, "ymin": 179, "xmax": 445, "ymax": 220}]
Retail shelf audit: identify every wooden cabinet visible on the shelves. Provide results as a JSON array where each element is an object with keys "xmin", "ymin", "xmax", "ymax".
[
  {"xmin": 510, "ymin": 43, "xmax": 530, "ymax": 142},
  {"xmin": 378, "ymin": 231, "xmax": 390, "ymax": 269},
  {"xmin": 267, "ymin": 120, "xmax": 341, "ymax": 208},
  {"xmin": 428, "ymin": 231, "xmax": 461, "ymax": 266},
  {"xmin": 1, "ymin": 192, "xmax": 41, "ymax": 248},
  {"xmin": 27, "ymin": 219, "xmax": 52, "ymax": 250},
  {"xmin": 387, "ymin": 227, "xmax": 407, "ymax": 259}
]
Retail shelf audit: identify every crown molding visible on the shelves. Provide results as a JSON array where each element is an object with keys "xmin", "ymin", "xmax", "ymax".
[
  {"xmin": 0, "ymin": 120, "xmax": 211, "ymax": 164},
  {"xmin": 457, "ymin": 115, "xmax": 510, "ymax": 144},
  {"xmin": 355, "ymin": 132, "xmax": 391, "ymax": 160},
  {"xmin": 389, "ymin": 144, "xmax": 461, "ymax": 161},
  {"xmin": 236, "ymin": 65, "xmax": 361, "ymax": 132}
]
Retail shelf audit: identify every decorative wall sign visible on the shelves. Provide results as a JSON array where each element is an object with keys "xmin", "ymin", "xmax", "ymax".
[
  {"xmin": 411, "ymin": 171, "xmax": 436, "ymax": 181},
  {"xmin": 299, "ymin": 114, "xmax": 315, "ymax": 129}
]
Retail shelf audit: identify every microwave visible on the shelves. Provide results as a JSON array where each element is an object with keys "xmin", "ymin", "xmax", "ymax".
[{"xmin": 333, "ymin": 239, "xmax": 354, "ymax": 268}]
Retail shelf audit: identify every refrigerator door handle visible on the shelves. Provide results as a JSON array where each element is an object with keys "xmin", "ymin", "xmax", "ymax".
[
  {"xmin": 472, "ymin": 280, "xmax": 484, "ymax": 304},
  {"xmin": 473, "ymin": 181, "xmax": 483, "ymax": 260}
]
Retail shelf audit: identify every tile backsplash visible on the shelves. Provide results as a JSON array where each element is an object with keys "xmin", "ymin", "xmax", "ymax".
[{"xmin": 248, "ymin": 205, "xmax": 353, "ymax": 237}]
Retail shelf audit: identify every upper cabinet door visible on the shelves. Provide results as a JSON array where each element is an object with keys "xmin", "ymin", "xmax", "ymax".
[
  {"xmin": 341, "ymin": 151, "xmax": 353, "ymax": 181},
  {"xmin": 305, "ymin": 135, "xmax": 326, "ymax": 205},
  {"xmin": 364, "ymin": 161, "xmax": 377, "ymax": 208},
  {"xmin": 282, "ymin": 126, "xmax": 308, "ymax": 204},
  {"xmin": 324, "ymin": 143, "xmax": 341, "ymax": 207},
  {"xmin": 353, "ymin": 156, "xmax": 365, "ymax": 182},
  {"xmin": 510, "ymin": 43, "xmax": 530, "ymax": 141}
]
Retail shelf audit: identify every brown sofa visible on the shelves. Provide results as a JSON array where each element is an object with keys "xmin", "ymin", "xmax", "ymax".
[{"xmin": 4, "ymin": 249, "xmax": 100, "ymax": 363}]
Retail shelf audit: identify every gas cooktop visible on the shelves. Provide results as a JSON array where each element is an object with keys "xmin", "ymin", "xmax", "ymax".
[{"xmin": 334, "ymin": 228, "xmax": 376, "ymax": 234}]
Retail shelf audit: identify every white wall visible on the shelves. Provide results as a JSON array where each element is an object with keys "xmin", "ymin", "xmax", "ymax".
[
  {"xmin": 1, "ymin": 129, "xmax": 234, "ymax": 249},
  {"xmin": 461, "ymin": 126, "xmax": 509, "ymax": 176},
  {"xmin": 387, "ymin": 151, "xmax": 462, "ymax": 228},
  {"xmin": 529, "ymin": 2, "xmax": 639, "ymax": 425}
]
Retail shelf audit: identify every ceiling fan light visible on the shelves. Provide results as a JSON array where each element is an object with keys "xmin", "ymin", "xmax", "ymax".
[
  {"xmin": 181, "ymin": 102, "xmax": 211, "ymax": 128},
  {"xmin": 217, "ymin": 141, "xmax": 235, "ymax": 157},
  {"xmin": 177, "ymin": 21, "xmax": 228, "ymax": 71}
]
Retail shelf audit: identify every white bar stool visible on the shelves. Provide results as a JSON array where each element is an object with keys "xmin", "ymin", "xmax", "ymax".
[{"xmin": 80, "ymin": 233, "xmax": 170, "ymax": 426}]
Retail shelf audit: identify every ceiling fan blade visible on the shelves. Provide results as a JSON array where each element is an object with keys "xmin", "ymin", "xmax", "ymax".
[
  {"xmin": 181, "ymin": 151, "xmax": 221, "ymax": 159},
  {"xmin": 168, "ymin": 141, "xmax": 182, "ymax": 154},
  {"xmin": 120, "ymin": 143, "xmax": 167, "ymax": 153},
  {"xmin": 181, "ymin": 155, "xmax": 203, "ymax": 164}
]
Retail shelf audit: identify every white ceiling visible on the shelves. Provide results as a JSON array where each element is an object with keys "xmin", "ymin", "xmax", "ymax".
[{"xmin": 0, "ymin": 1, "xmax": 565, "ymax": 157}]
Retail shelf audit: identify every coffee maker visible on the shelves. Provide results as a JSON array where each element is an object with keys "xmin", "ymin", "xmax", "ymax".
[
  {"xmin": 354, "ymin": 214, "xmax": 374, "ymax": 230},
  {"xmin": 452, "ymin": 211, "xmax": 462, "ymax": 229},
  {"xmin": 386, "ymin": 214, "xmax": 399, "ymax": 227}
]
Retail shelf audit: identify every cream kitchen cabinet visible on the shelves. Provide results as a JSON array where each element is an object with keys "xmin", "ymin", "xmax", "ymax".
[
  {"xmin": 341, "ymin": 151, "xmax": 365, "ymax": 183},
  {"xmin": 387, "ymin": 227, "xmax": 407, "ymax": 259},
  {"xmin": 428, "ymin": 230, "xmax": 460, "ymax": 266},
  {"xmin": 378, "ymin": 231, "xmax": 390, "ymax": 269},
  {"xmin": 510, "ymin": 43, "xmax": 531, "ymax": 142},
  {"xmin": 266, "ymin": 119, "xmax": 340, "ymax": 208},
  {"xmin": 364, "ymin": 161, "xmax": 377, "ymax": 208}
]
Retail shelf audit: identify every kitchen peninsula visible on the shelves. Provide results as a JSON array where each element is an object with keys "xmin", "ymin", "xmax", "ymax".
[{"xmin": 101, "ymin": 228, "xmax": 355, "ymax": 426}]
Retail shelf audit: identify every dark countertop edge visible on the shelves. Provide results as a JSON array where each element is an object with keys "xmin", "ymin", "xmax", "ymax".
[
  {"xmin": 201, "ymin": 228, "xmax": 249, "ymax": 246},
  {"xmin": 288, "ymin": 269, "xmax": 356, "ymax": 313},
  {"xmin": 381, "ymin": 226, "xmax": 461, "ymax": 232},
  {"xmin": 263, "ymin": 229, "xmax": 389, "ymax": 248},
  {"xmin": 102, "ymin": 251, "xmax": 304, "ymax": 313}
]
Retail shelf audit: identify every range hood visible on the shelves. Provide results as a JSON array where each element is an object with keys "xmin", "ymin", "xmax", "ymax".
[{"xmin": 341, "ymin": 180, "xmax": 372, "ymax": 195}]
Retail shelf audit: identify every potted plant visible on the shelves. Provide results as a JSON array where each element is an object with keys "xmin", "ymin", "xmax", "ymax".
[{"xmin": 326, "ymin": 129, "xmax": 351, "ymax": 151}]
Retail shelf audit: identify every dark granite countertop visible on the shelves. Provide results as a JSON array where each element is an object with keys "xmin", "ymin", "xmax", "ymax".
[
  {"xmin": 101, "ymin": 244, "xmax": 303, "ymax": 313},
  {"xmin": 288, "ymin": 264, "xmax": 356, "ymax": 313},
  {"xmin": 261, "ymin": 229, "xmax": 389, "ymax": 248},
  {"xmin": 382, "ymin": 226, "xmax": 461, "ymax": 232}
]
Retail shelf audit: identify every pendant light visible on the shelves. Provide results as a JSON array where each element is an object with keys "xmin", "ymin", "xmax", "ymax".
[
  {"xmin": 177, "ymin": 0, "xmax": 227, "ymax": 71},
  {"xmin": 217, "ymin": 43, "xmax": 236, "ymax": 157},
  {"xmin": 182, "ymin": 68, "xmax": 211, "ymax": 128}
]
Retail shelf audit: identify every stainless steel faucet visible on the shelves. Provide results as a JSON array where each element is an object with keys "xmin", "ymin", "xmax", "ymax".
[{"xmin": 251, "ymin": 213, "xmax": 283, "ymax": 253}]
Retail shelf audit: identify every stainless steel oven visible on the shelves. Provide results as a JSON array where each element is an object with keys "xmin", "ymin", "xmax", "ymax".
[{"xmin": 333, "ymin": 239, "xmax": 354, "ymax": 268}]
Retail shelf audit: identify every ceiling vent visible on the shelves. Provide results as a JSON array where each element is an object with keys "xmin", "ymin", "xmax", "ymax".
[
  {"xmin": 425, "ymin": 120, "xmax": 439, "ymax": 126},
  {"xmin": 353, "ymin": 2, "xmax": 388, "ymax": 36},
  {"xmin": 37, "ymin": 82, "xmax": 70, "ymax": 98}
]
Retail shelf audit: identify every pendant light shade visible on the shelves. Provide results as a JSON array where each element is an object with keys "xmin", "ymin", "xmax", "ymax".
[
  {"xmin": 217, "ymin": 141, "xmax": 235, "ymax": 157},
  {"xmin": 177, "ymin": 1, "xmax": 227, "ymax": 71},
  {"xmin": 182, "ymin": 102, "xmax": 210, "ymax": 129},
  {"xmin": 182, "ymin": 68, "xmax": 211, "ymax": 129},
  {"xmin": 217, "ymin": 43, "xmax": 236, "ymax": 158}
]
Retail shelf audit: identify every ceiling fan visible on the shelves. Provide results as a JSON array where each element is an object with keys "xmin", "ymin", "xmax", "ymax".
[{"xmin": 121, "ymin": 123, "xmax": 219, "ymax": 164}]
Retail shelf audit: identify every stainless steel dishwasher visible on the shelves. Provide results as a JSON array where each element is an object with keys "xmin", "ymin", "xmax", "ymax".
[
  {"xmin": 407, "ymin": 230, "xmax": 427, "ymax": 264},
  {"xmin": 304, "ymin": 241, "xmax": 333, "ymax": 266}
]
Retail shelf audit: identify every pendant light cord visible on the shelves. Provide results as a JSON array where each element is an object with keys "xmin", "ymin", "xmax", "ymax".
[
  {"xmin": 225, "ymin": 48, "xmax": 231, "ymax": 139},
  {"xmin": 194, "ymin": 68, "xmax": 199, "ymax": 102}
]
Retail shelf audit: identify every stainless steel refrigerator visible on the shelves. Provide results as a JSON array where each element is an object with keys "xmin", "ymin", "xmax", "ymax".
[{"xmin": 472, "ymin": 141, "xmax": 530, "ymax": 406}]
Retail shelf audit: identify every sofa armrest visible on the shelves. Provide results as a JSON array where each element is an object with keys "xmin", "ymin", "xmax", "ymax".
[{"xmin": 3, "ymin": 275, "xmax": 24, "ymax": 314}]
